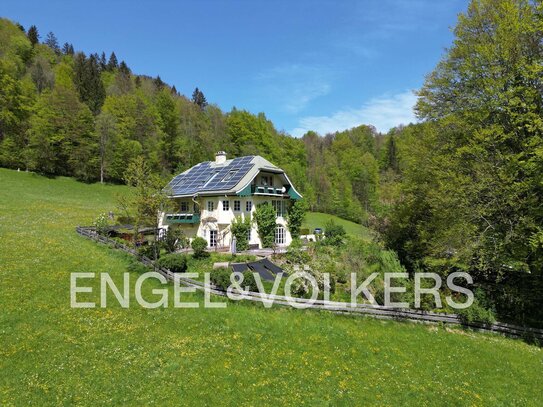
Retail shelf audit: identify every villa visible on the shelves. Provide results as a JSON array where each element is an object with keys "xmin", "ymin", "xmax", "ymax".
[{"xmin": 160, "ymin": 151, "xmax": 302, "ymax": 249}]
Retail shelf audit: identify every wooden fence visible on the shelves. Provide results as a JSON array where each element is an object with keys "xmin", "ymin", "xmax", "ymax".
[{"xmin": 76, "ymin": 226, "xmax": 543, "ymax": 342}]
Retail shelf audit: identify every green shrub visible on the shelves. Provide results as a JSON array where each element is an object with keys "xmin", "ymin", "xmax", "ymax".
[
  {"xmin": 157, "ymin": 253, "xmax": 188, "ymax": 273},
  {"xmin": 191, "ymin": 237, "xmax": 209, "ymax": 259},
  {"xmin": 137, "ymin": 242, "xmax": 160, "ymax": 260},
  {"xmin": 324, "ymin": 220, "xmax": 346, "ymax": 246},
  {"xmin": 286, "ymin": 200, "xmax": 307, "ymax": 239},
  {"xmin": 458, "ymin": 303, "xmax": 496, "ymax": 325},
  {"xmin": 286, "ymin": 238, "xmax": 310, "ymax": 264},
  {"xmin": 457, "ymin": 288, "xmax": 496, "ymax": 325},
  {"xmin": 254, "ymin": 203, "xmax": 277, "ymax": 248},
  {"xmin": 242, "ymin": 271, "xmax": 258, "ymax": 292},
  {"xmin": 231, "ymin": 216, "xmax": 251, "ymax": 251},
  {"xmin": 162, "ymin": 227, "xmax": 188, "ymax": 253},
  {"xmin": 210, "ymin": 267, "xmax": 232, "ymax": 290},
  {"xmin": 93, "ymin": 212, "xmax": 110, "ymax": 235}
]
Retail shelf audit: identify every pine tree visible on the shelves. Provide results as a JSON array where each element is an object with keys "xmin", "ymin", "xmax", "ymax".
[
  {"xmin": 44, "ymin": 32, "xmax": 60, "ymax": 54},
  {"xmin": 191, "ymin": 87, "xmax": 207, "ymax": 109},
  {"xmin": 154, "ymin": 75, "xmax": 164, "ymax": 90},
  {"xmin": 99, "ymin": 52, "xmax": 107, "ymax": 70},
  {"xmin": 107, "ymin": 52, "xmax": 118, "ymax": 70},
  {"xmin": 27, "ymin": 25, "xmax": 39, "ymax": 46},
  {"xmin": 73, "ymin": 53, "xmax": 106, "ymax": 114},
  {"xmin": 16, "ymin": 23, "xmax": 25, "ymax": 33},
  {"xmin": 115, "ymin": 61, "xmax": 132, "ymax": 94}
]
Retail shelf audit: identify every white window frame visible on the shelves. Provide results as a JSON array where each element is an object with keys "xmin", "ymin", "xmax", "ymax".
[
  {"xmin": 246, "ymin": 201, "xmax": 252, "ymax": 212},
  {"xmin": 209, "ymin": 230, "xmax": 217, "ymax": 247},
  {"xmin": 275, "ymin": 226, "xmax": 286, "ymax": 245},
  {"xmin": 207, "ymin": 201, "xmax": 214, "ymax": 211},
  {"xmin": 180, "ymin": 201, "xmax": 189, "ymax": 212},
  {"xmin": 222, "ymin": 200, "xmax": 230, "ymax": 211},
  {"xmin": 233, "ymin": 200, "xmax": 240, "ymax": 211},
  {"xmin": 222, "ymin": 170, "xmax": 238, "ymax": 182}
]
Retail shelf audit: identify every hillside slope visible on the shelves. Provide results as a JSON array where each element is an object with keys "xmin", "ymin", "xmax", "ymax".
[{"xmin": 0, "ymin": 168, "xmax": 542, "ymax": 405}]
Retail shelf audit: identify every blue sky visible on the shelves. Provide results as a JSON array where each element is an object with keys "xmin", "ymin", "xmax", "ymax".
[{"xmin": 2, "ymin": 0, "xmax": 468, "ymax": 136}]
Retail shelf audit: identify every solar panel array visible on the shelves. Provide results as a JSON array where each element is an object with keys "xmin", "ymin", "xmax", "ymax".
[{"xmin": 168, "ymin": 156, "xmax": 255, "ymax": 196}]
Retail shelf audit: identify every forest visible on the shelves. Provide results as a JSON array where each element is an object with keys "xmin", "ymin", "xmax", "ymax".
[{"xmin": 0, "ymin": 0, "xmax": 542, "ymax": 327}]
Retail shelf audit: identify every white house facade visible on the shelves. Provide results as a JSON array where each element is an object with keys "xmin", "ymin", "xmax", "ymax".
[{"xmin": 159, "ymin": 152, "xmax": 303, "ymax": 249}]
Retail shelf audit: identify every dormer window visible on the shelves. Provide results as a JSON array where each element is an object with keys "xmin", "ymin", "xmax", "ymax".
[{"xmin": 222, "ymin": 170, "xmax": 238, "ymax": 182}]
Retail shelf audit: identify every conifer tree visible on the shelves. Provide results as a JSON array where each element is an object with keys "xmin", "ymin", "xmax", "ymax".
[
  {"xmin": 191, "ymin": 87, "xmax": 207, "ymax": 109},
  {"xmin": 44, "ymin": 32, "xmax": 60, "ymax": 54},
  {"xmin": 27, "ymin": 25, "xmax": 39, "ymax": 46},
  {"xmin": 99, "ymin": 52, "xmax": 107, "ymax": 70},
  {"xmin": 107, "ymin": 52, "xmax": 118, "ymax": 70}
]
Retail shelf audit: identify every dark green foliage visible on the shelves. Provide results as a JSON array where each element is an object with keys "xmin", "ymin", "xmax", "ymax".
[
  {"xmin": 324, "ymin": 220, "xmax": 346, "ymax": 246},
  {"xmin": 154, "ymin": 75, "xmax": 164, "ymax": 90},
  {"xmin": 61, "ymin": 42, "xmax": 73, "ymax": 55},
  {"xmin": 107, "ymin": 51, "xmax": 118, "ymax": 70},
  {"xmin": 254, "ymin": 203, "xmax": 276, "ymax": 248},
  {"xmin": 191, "ymin": 87, "xmax": 207, "ymax": 109},
  {"xmin": 162, "ymin": 227, "xmax": 187, "ymax": 253},
  {"xmin": 191, "ymin": 237, "xmax": 208, "ymax": 259},
  {"xmin": 287, "ymin": 200, "xmax": 307, "ymax": 239},
  {"xmin": 73, "ymin": 53, "xmax": 106, "ymax": 114},
  {"xmin": 157, "ymin": 253, "xmax": 188, "ymax": 273},
  {"xmin": 26, "ymin": 85, "xmax": 98, "ymax": 180},
  {"xmin": 137, "ymin": 242, "xmax": 160, "ymax": 260},
  {"xmin": 458, "ymin": 303, "xmax": 496, "ymax": 326},
  {"xmin": 26, "ymin": 25, "xmax": 39, "ymax": 46},
  {"xmin": 209, "ymin": 267, "xmax": 231, "ymax": 290},
  {"xmin": 286, "ymin": 238, "xmax": 310, "ymax": 265},
  {"xmin": 242, "ymin": 271, "xmax": 258, "ymax": 292},
  {"xmin": 231, "ymin": 216, "xmax": 251, "ymax": 251}
]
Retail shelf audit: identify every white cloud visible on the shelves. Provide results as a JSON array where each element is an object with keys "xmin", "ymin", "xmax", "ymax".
[
  {"xmin": 255, "ymin": 64, "xmax": 332, "ymax": 114},
  {"xmin": 290, "ymin": 90, "xmax": 418, "ymax": 136}
]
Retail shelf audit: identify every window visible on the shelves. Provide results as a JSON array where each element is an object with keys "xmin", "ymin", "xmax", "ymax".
[
  {"xmin": 272, "ymin": 200, "xmax": 286, "ymax": 217},
  {"xmin": 207, "ymin": 201, "xmax": 214, "ymax": 211},
  {"xmin": 261, "ymin": 175, "xmax": 269, "ymax": 186},
  {"xmin": 246, "ymin": 201, "xmax": 252, "ymax": 212},
  {"xmin": 209, "ymin": 230, "xmax": 217, "ymax": 247},
  {"xmin": 180, "ymin": 202, "xmax": 189, "ymax": 212},
  {"xmin": 222, "ymin": 170, "xmax": 238, "ymax": 182},
  {"xmin": 275, "ymin": 226, "xmax": 286, "ymax": 245},
  {"xmin": 233, "ymin": 200, "xmax": 240, "ymax": 211},
  {"xmin": 222, "ymin": 200, "xmax": 230, "ymax": 211}
]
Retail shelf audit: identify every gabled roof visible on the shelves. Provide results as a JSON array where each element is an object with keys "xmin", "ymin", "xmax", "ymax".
[{"xmin": 166, "ymin": 155, "xmax": 302, "ymax": 199}]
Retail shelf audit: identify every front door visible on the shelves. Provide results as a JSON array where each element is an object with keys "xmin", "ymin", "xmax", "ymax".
[{"xmin": 209, "ymin": 230, "xmax": 217, "ymax": 248}]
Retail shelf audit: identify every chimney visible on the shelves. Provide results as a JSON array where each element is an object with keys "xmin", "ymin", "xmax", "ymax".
[{"xmin": 215, "ymin": 151, "xmax": 227, "ymax": 164}]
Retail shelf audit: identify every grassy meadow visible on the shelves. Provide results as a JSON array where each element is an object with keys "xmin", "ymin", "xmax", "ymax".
[
  {"xmin": 303, "ymin": 211, "xmax": 370, "ymax": 239},
  {"xmin": 0, "ymin": 168, "xmax": 541, "ymax": 406}
]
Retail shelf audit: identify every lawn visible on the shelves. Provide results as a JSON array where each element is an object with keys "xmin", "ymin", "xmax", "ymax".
[
  {"xmin": 304, "ymin": 211, "xmax": 371, "ymax": 239},
  {"xmin": 0, "ymin": 168, "xmax": 541, "ymax": 406}
]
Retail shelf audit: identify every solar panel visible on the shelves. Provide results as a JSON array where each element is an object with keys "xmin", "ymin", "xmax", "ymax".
[{"xmin": 168, "ymin": 156, "xmax": 255, "ymax": 196}]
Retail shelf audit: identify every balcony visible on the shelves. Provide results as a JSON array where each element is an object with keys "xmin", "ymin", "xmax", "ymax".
[
  {"xmin": 251, "ymin": 185, "xmax": 285, "ymax": 196},
  {"xmin": 164, "ymin": 213, "xmax": 201, "ymax": 224}
]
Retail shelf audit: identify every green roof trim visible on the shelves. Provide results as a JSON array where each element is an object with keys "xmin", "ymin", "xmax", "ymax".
[
  {"xmin": 236, "ymin": 183, "xmax": 252, "ymax": 197},
  {"xmin": 287, "ymin": 186, "xmax": 302, "ymax": 200}
]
